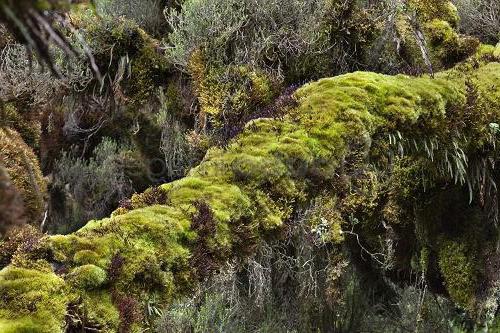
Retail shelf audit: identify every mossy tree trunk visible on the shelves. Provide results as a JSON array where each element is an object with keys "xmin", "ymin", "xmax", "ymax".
[{"xmin": 1, "ymin": 48, "xmax": 500, "ymax": 332}]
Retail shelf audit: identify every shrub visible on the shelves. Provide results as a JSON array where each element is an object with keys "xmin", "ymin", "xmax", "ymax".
[
  {"xmin": 166, "ymin": 0, "xmax": 331, "ymax": 73},
  {"xmin": 453, "ymin": 0, "xmax": 500, "ymax": 44},
  {"xmin": 0, "ymin": 0, "xmax": 74, "ymax": 72},
  {"xmin": 189, "ymin": 201, "xmax": 219, "ymax": 280},
  {"xmin": 157, "ymin": 87, "xmax": 196, "ymax": 180},
  {"xmin": 0, "ymin": 43, "xmax": 93, "ymax": 161},
  {"xmin": 167, "ymin": 0, "xmax": 382, "ymax": 81},
  {"xmin": 107, "ymin": 253, "xmax": 126, "ymax": 283},
  {"xmin": 49, "ymin": 138, "xmax": 134, "ymax": 233},
  {"xmin": 0, "ymin": 23, "xmax": 13, "ymax": 49},
  {"xmin": 0, "ymin": 43, "xmax": 92, "ymax": 108},
  {"xmin": 156, "ymin": 222, "xmax": 352, "ymax": 333},
  {"xmin": 96, "ymin": 0, "xmax": 167, "ymax": 36},
  {"xmin": 306, "ymin": 0, "xmax": 377, "ymax": 78}
]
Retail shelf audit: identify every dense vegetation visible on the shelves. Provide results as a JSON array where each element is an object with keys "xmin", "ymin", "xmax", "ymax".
[{"xmin": 0, "ymin": 0, "xmax": 500, "ymax": 332}]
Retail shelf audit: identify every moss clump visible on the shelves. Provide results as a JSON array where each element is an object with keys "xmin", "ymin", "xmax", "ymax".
[
  {"xmin": 0, "ymin": 103, "xmax": 41, "ymax": 150},
  {"xmin": 128, "ymin": 186, "xmax": 169, "ymax": 210},
  {"xmin": 65, "ymin": 290, "xmax": 121, "ymax": 333},
  {"xmin": 0, "ymin": 266, "xmax": 68, "ymax": 333},
  {"xmin": 68, "ymin": 264, "xmax": 107, "ymax": 290},
  {"xmin": 79, "ymin": 14, "xmax": 171, "ymax": 106},
  {"xmin": 83, "ymin": 291, "xmax": 121, "ymax": 333},
  {"xmin": 73, "ymin": 250, "xmax": 100, "ymax": 266},
  {"xmin": 438, "ymin": 240, "xmax": 478, "ymax": 309},
  {"xmin": 47, "ymin": 204, "xmax": 197, "ymax": 303},
  {"xmin": 408, "ymin": 0, "xmax": 460, "ymax": 27},
  {"xmin": 392, "ymin": 0, "xmax": 479, "ymax": 72},
  {"xmin": 0, "ymin": 128, "xmax": 47, "ymax": 223},
  {"xmin": 424, "ymin": 19, "xmax": 480, "ymax": 67},
  {"xmin": 188, "ymin": 49, "xmax": 276, "ymax": 131}
]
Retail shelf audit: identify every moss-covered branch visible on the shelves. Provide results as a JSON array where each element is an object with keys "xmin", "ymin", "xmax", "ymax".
[
  {"xmin": 1, "ymin": 47, "xmax": 500, "ymax": 331},
  {"xmin": 0, "ymin": 128, "xmax": 47, "ymax": 225}
]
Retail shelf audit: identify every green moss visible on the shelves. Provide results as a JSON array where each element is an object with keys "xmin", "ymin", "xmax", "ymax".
[
  {"xmin": 0, "ymin": 128, "xmax": 47, "ymax": 223},
  {"xmin": 293, "ymin": 70, "xmax": 460, "ymax": 137},
  {"xmin": 394, "ymin": 1, "xmax": 479, "ymax": 71},
  {"xmin": 79, "ymin": 14, "xmax": 171, "ymax": 106},
  {"xmin": 424, "ymin": 19, "xmax": 480, "ymax": 67},
  {"xmin": 1, "ymin": 57, "xmax": 500, "ymax": 329},
  {"xmin": 438, "ymin": 240, "xmax": 477, "ymax": 309},
  {"xmin": 495, "ymin": 43, "xmax": 500, "ymax": 58},
  {"xmin": 0, "ymin": 319, "xmax": 39, "ymax": 333},
  {"xmin": 188, "ymin": 49, "xmax": 277, "ymax": 128},
  {"xmin": 73, "ymin": 250, "xmax": 100, "ymax": 266},
  {"xmin": 308, "ymin": 196, "xmax": 345, "ymax": 244},
  {"xmin": 381, "ymin": 159, "xmax": 426, "ymax": 226},
  {"xmin": 408, "ymin": 0, "xmax": 459, "ymax": 26},
  {"xmin": 68, "ymin": 264, "xmax": 107, "ymax": 290},
  {"xmin": 80, "ymin": 291, "xmax": 120, "ymax": 333},
  {"xmin": 425, "ymin": 19, "xmax": 458, "ymax": 46},
  {"xmin": 0, "ymin": 103, "xmax": 41, "ymax": 150},
  {"xmin": 0, "ymin": 266, "xmax": 68, "ymax": 333},
  {"xmin": 47, "ymin": 204, "xmax": 197, "ymax": 303}
]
